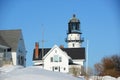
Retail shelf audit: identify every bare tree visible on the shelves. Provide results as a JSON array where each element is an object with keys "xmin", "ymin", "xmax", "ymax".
[
  {"xmin": 94, "ymin": 54, "xmax": 120, "ymax": 78},
  {"xmin": 94, "ymin": 63, "xmax": 103, "ymax": 76},
  {"xmin": 69, "ymin": 66, "xmax": 81, "ymax": 77},
  {"xmin": 111, "ymin": 55, "xmax": 120, "ymax": 71}
]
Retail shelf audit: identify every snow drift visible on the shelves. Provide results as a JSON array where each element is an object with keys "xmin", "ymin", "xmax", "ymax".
[{"xmin": 0, "ymin": 65, "xmax": 84, "ymax": 80}]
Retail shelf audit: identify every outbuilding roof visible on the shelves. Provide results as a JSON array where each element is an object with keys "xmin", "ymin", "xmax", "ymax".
[{"xmin": 0, "ymin": 29, "xmax": 21, "ymax": 51}]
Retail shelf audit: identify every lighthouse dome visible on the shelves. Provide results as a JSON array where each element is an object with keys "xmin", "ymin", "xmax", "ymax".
[{"xmin": 69, "ymin": 14, "xmax": 80, "ymax": 23}]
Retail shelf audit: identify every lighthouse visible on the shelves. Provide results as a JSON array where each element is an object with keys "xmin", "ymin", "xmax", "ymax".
[
  {"xmin": 33, "ymin": 14, "xmax": 86, "ymax": 73},
  {"xmin": 65, "ymin": 14, "xmax": 84, "ymax": 48}
]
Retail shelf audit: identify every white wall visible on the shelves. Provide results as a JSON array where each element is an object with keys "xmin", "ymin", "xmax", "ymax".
[
  {"xmin": 33, "ymin": 60, "xmax": 43, "ymax": 66},
  {"xmin": 68, "ymin": 42, "xmax": 81, "ymax": 48},
  {"xmin": 73, "ymin": 59, "xmax": 84, "ymax": 66},
  {"xmin": 67, "ymin": 33, "xmax": 82, "ymax": 48},
  {"xmin": 44, "ymin": 46, "xmax": 69, "ymax": 73},
  {"xmin": 68, "ymin": 34, "xmax": 80, "ymax": 40},
  {"xmin": 11, "ymin": 52, "xmax": 17, "ymax": 65}
]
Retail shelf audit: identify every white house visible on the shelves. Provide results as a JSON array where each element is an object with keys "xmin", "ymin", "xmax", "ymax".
[
  {"xmin": 33, "ymin": 43, "xmax": 85, "ymax": 73},
  {"xmin": 33, "ymin": 15, "xmax": 86, "ymax": 74},
  {"xmin": 0, "ymin": 29, "xmax": 26, "ymax": 67},
  {"xmin": 43, "ymin": 45, "xmax": 70, "ymax": 73}
]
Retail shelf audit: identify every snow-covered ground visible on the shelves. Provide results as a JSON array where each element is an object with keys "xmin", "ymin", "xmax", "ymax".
[
  {"xmin": 89, "ymin": 76, "xmax": 120, "ymax": 80},
  {"xmin": 0, "ymin": 65, "xmax": 84, "ymax": 80},
  {"xmin": 0, "ymin": 65, "xmax": 120, "ymax": 80}
]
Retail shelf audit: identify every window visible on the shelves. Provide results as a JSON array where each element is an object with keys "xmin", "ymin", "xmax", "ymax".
[
  {"xmin": 54, "ymin": 55, "xmax": 59, "ymax": 62},
  {"xmin": 7, "ymin": 48, "xmax": 11, "ymax": 52},
  {"xmin": 52, "ymin": 67, "xmax": 54, "ymax": 71},
  {"xmin": 59, "ymin": 57, "xmax": 62, "ymax": 62},
  {"xmin": 73, "ymin": 44, "xmax": 74, "ymax": 47},
  {"xmin": 51, "ymin": 57, "xmax": 53, "ymax": 62},
  {"xmin": 20, "ymin": 38, "xmax": 23, "ymax": 40},
  {"xmin": 17, "ymin": 55, "xmax": 24, "ymax": 65},
  {"xmin": 52, "ymin": 55, "xmax": 62, "ymax": 62},
  {"xmin": 72, "ymin": 24, "xmax": 76, "ymax": 30},
  {"xmin": 59, "ymin": 67, "xmax": 60, "ymax": 72},
  {"xmin": 18, "ymin": 55, "xmax": 20, "ymax": 64},
  {"xmin": 64, "ymin": 68, "xmax": 66, "ymax": 70},
  {"xmin": 21, "ymin": 56, "xmax": 24, "ymax": 65}
]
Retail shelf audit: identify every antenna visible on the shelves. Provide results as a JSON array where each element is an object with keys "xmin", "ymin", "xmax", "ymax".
[
  {"xmin": 41, "ymin": 24, "xmax": 45, "ymax": 68},
  {"xmin": 40, "ymin": 24, "xmax": 46, "ymax": 67},
  {"xmin": 41, "ymin": 24, "xmax": 44, "ymax": 60}
]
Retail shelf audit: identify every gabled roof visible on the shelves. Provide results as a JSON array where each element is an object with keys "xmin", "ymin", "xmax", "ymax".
[
  {"xmin": 62, "ymin": 48, "xmax": 85, "ymax": 59},
  {"xmin": 0, "ymin": 34, "xmax": 9, "ymax": 47},
  {"xmin": 33, "ymin": 46, "xmax": 85, "ymax": 60},
  {"xmin": 43, "ymin": 45, "xmax": 70, "ymax": 59},
  {"xmin": 0, "ymin": 29, "xmax": 21, "ymax": 51}
]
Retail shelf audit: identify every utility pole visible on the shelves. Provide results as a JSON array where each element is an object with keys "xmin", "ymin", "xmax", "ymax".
[{"xmin": 86, "ymin": 40, "xmax": 89, "ymax": 74}]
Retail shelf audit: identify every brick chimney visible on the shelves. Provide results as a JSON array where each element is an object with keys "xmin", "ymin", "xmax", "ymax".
[
  {"xmin": 59, "ymin": 45, "xmax": 64, "ymax": 49},
  {"xmin": 35, "ymin": 42, "xmax": 39, "ymax": 59}
]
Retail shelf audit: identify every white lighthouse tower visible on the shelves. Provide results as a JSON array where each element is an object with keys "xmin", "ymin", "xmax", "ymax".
[{"xmin": 66, "ymin": 14, "xmax": 84, "ymax": 48}]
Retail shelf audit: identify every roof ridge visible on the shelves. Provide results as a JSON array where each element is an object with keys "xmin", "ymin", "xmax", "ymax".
[{"xmin": 0, "ymin": 29, "xmax": 21, "ymax": 31}]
